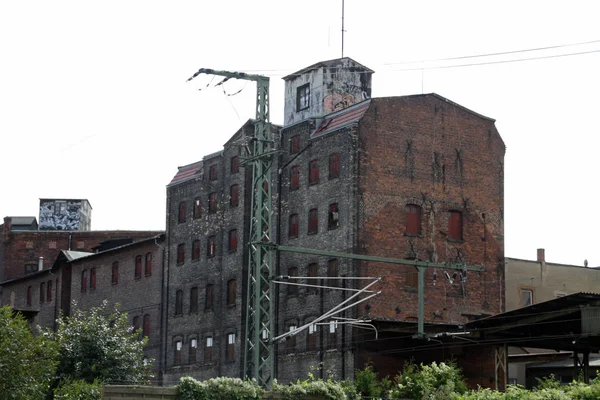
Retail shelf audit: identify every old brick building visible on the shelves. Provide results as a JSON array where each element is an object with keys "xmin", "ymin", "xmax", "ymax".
[{"xmin": 164, "ymin": 58, "xmax": 505, "ymax": 387}]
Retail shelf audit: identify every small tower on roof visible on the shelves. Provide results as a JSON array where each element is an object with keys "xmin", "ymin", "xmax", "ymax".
[{"xmin": 282, "ymin": 57, "xmax": 374, "ymax": 127}]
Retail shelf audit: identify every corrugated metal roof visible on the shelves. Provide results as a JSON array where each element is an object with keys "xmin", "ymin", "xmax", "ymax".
[
  {"xmin": 312, "ymin": 100, "xmax": 371, "ymax": 139},
  {"xmin": 167, "ymin": 160, "xmax": 203, "ymax": 187}
]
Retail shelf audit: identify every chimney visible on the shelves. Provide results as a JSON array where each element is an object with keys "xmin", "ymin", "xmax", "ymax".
[
  {"xmin": 3, "ymin": 217, "xmax": 11, "ymax": 242},
  {"xmin": 537, "ymin": 248, "xmax": 545, "ymax": 263},
  {"xmin": 38, "ymin": 256, "xmax": 44, "ymax": 271}
]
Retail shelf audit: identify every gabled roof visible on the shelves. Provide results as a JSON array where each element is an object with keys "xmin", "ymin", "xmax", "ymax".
[
  {"xmin": 283, "ymin": 57, "xmax": 374, "ymax": 81},
  {"xmin": 62, "ymin": 250, "xmax": 94, "ymax": 262},
  {"xmin": 167, "ymin": 160, "xmax": 203, "ymax": 187},
  {"xmin": 312, "ymin": 100, "xmax": 371, "ymax": 139}
]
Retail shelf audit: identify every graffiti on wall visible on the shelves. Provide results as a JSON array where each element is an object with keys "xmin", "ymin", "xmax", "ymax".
[
  {"xmin": 39, "ymin": 200, "xmax": 89, "ymax": 230},
  {"xmin": 324, "ymin": 79, "xmax": 370, "ymax": 113}
]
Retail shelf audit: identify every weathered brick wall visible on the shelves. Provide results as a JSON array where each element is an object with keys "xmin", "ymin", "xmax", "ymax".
[
  {"xmin": 164, "ymin": 123, "xmax": 255, "ymax": 384},
  {"xmin": 276, "ymin": 120, "xmax": 357, "ymax": 383},
  {"xmin": 69, "ymin": 237, "xmax": 165, "ymax": 379},
  {"xmin": 1, "ymin": 227, "xmax": 162, "ymax": 281}
]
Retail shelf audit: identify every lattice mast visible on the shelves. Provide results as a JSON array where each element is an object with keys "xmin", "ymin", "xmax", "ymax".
[{"xmin": 186, "ymin": 68, "xmax": 274, "ymax": 387}]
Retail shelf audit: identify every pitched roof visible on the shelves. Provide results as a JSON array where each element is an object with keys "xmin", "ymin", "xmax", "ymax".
[
  {"xmin": 283, "ymin": 57, "xmax": 374, "ymax": 81},
  {"xmin": 167, "ymin": 160, "xmax": 203, "ymax": 187},
  {"xmin": 7, "ymin": 216, "xmax": 37, "ymax": 226},
  {"xmin": 312, "ymin": 100, "xmax": 371, "ymax": 139},
  {"xmin": 62, "ymin": 250, "xmax": 94, "ymax": 262}
]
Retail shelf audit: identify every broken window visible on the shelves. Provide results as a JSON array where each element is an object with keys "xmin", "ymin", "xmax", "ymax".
[
  {"xmin": 328, "ymin": 321, "xmax": 338, "ymax": 349},
  {"xmin": 286, "ymin": 324, "xmax": 297, "ymax": 351},
  {"xmin": 207, "ymin": 236, "xmax": 216, "ymax": 258},
  {"xmin": 289, "ymin": 213, "xmax": 299, "ymax": 238},
  {"xmin": 308, "ymin": 208, "xmax": 318, "ymax": 234},
  {"xmin": 193, "ymin": 197, "xmax": 202, "ymax": 219},
  {"xmin": 405, "ymin": 204, "xmax": 422, "ymax": 236},
  {"xmin": 307, "ymin": 324, "xmax": 317, "ymax": 351},
  {"xmin": 328, "ymin": 203, "xmax": 339, "ymax": 230},
  {"xmin": 227, "ymin": 333, "xmax": 236, "ymax": 361},
  {"xmin": 329, "ymin": 153, "xmax": 340, "ymax": 179},
  {"xmin": 296, "ymin": 84, "xmax": 310, "ymax": 111},
  {"xmin": 205, "ymin": 336, "xmax": 213, "ymax": 362},
  {"xmin": 309, "ymin": 159, "xmax": 319, "ymax": 185},
  {"xmin": 174, "ymin": 340, "xmax": 182, "ymax": 365},
  {"xmin": 290, "ymin": 165, "xmax": 300, "ymax": 190},
  {"xmin": 448, "ymin": 210, "xmax": 463, "ymax": 241},
  {"xmin": 520, "ymin": 288, "xmax": 534, "ymax": 307},
  {"xmin": 189, "ymin": 338, "xmax": 197, "ymax": 363}
]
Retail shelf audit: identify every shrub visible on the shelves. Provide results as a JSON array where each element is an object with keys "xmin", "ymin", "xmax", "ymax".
[
  {"xmin": 53, "ymin": 379, "xmax": 101, "ymax": 400},
  {"xmin": 272, "ymin": 373, "xmax": 353, "ymax": 400},
  {"xmin": 389, "ymin": 361, "xmax": 467, "ymax": 400},
  {"xmin": 178, "ymin": 376, "xmax": 263, "ymax": 400}
]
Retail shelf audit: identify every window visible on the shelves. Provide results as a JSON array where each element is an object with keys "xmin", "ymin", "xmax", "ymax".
[
  {"xmin": 112, "ymin": 262, "xmax": 119, "ymax": 285},
  {"xmin": 26, "ymin": 286, "xmax": 32, "ymax": 306},
  {"xmin": 288, "ymin": 214, "xmax": 299, "ymax": 238},
  {"xmin": 405, "ymin": 204, "xmax": 422, "ymax": 236},
  {"xmin": 296, "ymin": 84, "xmax": 310, "ymax": 111},
  {"xmin": 307, "ymin": 324, "xmax": 317, "ymax": 351},
  {"xmin": 209, "ymin": 165, "xmax": 217, "ymax": 181},
  {"xmin": 307, "ymin": 263, "xmax": 318, "ymax": 295},
  {"xmin": 193, "ymin": 197, "xmax": 202, "ymax": 219},
  {"xmin": 24, "ymin": 263, "xmax": 37, "ymax": 275},
  {"xmin": 177, "ymin": 243, "xmax": 185, "ymax": 264},
  {"xmin": 328, "ymin": 203, "xmax": 339, "ymax": 230},
  {"xmin": 309, "ymin": 160, "xmax": 319, "ymax": 185},
  {"xmin": 207, "ymin": 236, "xmax": 216, "ymax": 258},
  {"xmin": 190, "ymin": 287, "xmax": 198, "ymax": 313},
  {"xmin": 405, "ymin": 266, "xmax": 418, "ymax": 288},
  {"xmin": 205, "ymin": 336, "xmax": 213, "ymax": 362},
  {"xmin": 290, "ymin": 166, "xmax": 300, "ymax": 190},
  {"xmin": 327, "ymin": 259, "xmax": 339, "ymax": 287},
  {"xmin": 143, "ymin": 314, "xmax": 150, "ymax": 338},
  {"xmin": 209, "ymin": 192, "xmax": 217, "ymax": 213},
  {"xmin": 290, "ymin": 135, "xmax": 300, "ymax": 154},
  {"xmin": 205, "ymin": 284, "xmax": 214, "ymax": 310},
  {"xmin": 174, "ymin": 341, "xmax": 182, "ymax": 365},
  {"xmin": 229, "ymin": 230, "xmax": 238, "ymax": 252},
  {"xmin": 308, "ymin": 208, "xmax": 318, "ymax": 234},
  {"xmin": 288, "ymin": 267, "xmax": 298, "ymax": 296},
  {"xmin": 189, "ymin": 338, "xmax": 197, "ymax": 363},
  {"xmin": 231, "ymin": 156, "xmax": 239, "ymax": 174},
  {"xmin": 135, "ymin": 255, "xmax": 142, "ymax": 279},
  {"xmin": 90, "ymin": 267, "xmax": 96, "ymax": 289},
  {"xmin": 227, "ymin": 279, "xmax": 236, "ymax": 307},
  {"xmin": 520, "ymin": 289, "xmax": 534, "ymax": 307},
  {"xmin": 287, "ymin": 325, "xmax": 297, "ymax": 351},
  {"xmin": 175, "ymin": 290, "xmax": 183, "ymax": 315},
  {"xmin": 39, "ymin": 282, "xmax": 45, "ymax": 303},
  {"xmin": 145, "ymin": 253, "xmax": 152, "ymax": 276},
  {"xmin": 81, "ymin": 270, "xmax": 87, "ymax": 292},
  {"xmin": 47, "ymin": 280, "xmax": 52, "ymax": 302},
  {"xmin": 329, "ymin": 153, "xmax": 340, "ymax": 179},
  {"xmin": 328, "ymin": 321, "xmax": 338, "ymax": 349},
  {"xmin": 230, "ymin": 184, "xmax": 239, "ymax": 207},
  {"xmin": 133, "ymin": 316, "xmax": 141, "ymax": 334},
  {"xmin": 448, "ymin": 210, "xmax": 463, "ymax": 241},
  {"xmin": 178, "ymin": 201, "xmax": 186, "ymax": 223},
  {"xmin": 227, "ymin": 333, "xmax": 236, "ymax": 361},
  {"xmin": 192, "ymin": 239, "xmax": 200, "ymax": 261}
]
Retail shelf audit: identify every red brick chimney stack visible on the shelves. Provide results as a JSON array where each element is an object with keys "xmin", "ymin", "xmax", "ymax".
[
  {"xmin": 537, "ymin": 248, "xmax": 545, "ymax": 263},
  {"xmin": 2, "ymin": 217, "xmax": 11, "ymax": 243}
]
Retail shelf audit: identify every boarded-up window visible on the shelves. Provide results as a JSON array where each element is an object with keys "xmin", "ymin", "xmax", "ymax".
[
  {"xmin": 327, "ymin": 259, "xmax": 339, "ymax": 287},
  {"xmin": 190, "ymin": 287, "xmax": 198, "ymax": 313},
  {"xmin": 192, "ymin": 239, "xmax": 200, "ymax": 261},
  {"xmin": 145, "ymin": 253, "xmax": 152, "ymax": 276},
  {"xmin": 133, "ymin": 316, "xmax": 141, "ymax": 334},
  {"xmin": 227, "ymin": 279, "xmax": 236, "ymax": 306},
  {"xmin": 135, "ymin": 255, "xmax": 142, "ymax": 279},
  {"xmin": 230, "ymin": 184, "xmax": 239, "ymax": 207},
  {"xmin": 39, "ymin": 282, "xmax": 45, "ymax": 303},
  {"xmin": 209, "ymin": 193, "xmax": 217, "ymax": 213},
  {"xmin": 307, "ymin": 263, "xmax": 318, "ymax": 295},
  {"xmin": 231, "ymin": 156, "xmax": 239, "ymax": 174},
  {"xmin": 290, "ymin": 166, "xmax": 300, "ymax": 190},
  {"xmin": 309, "ymin": 160, "xmax": 319, "ymax": 184},
  {"xmin": 287, "ymin": 325, "xmax": 297, "ymax": 351},
  {"xmin": 174, "ymin": 341, "xmax": 182, "ymax": 365},
  {"xmin": 229, "ymin": 230, "xmax": 238, "ymax": 252},
  {"xmin": 90, "ymin": 268, "xmax": 96, "ymax": 289},
  {"xmin": 143, "ymin": 314, "xmax": 150, "ymax": 338},
  {"xmin": 308, "ymin": 208, "xmax": 318, "ymax": 234},
  {"xmin": 290, "ymin": 135, "xmax": 300, "ymax": 153},
  {"xmin": 112, "ymin": 262, "xmax": 119, "ymax": 285},
  {"xmin": 329, "ymin": 153, "xmax": 340, "ymax": 179},
  {"xmin": 47, "ymin": 280, "xmax": 53, "ymax": 302},
  {"xmin": 209, "ymin": 165, "xmax": 217, "ymax": 181},
  {"xmin": 177, "ymin": 243, "xmax": 185, "ymax": 264},
  {"xmin": 448, "ymin": 210, "xmax": 463, "ymax": 241},
  {"xmin": 189, "ymin": 338, "xmax": 197, "ymax": 363},
  {"xmin": 178, "ymin": 201, "xmax": 186, "ymax": 223},
  {"xmin": 307, "ymin": 324, "xmax": 317, "ymax": 351},
  {"xmin": 81, "ymin": 271, "xmax": 87, "ymax": 292},
  {"xmin": 328, "ymin": 321, "xmax": 338, "ymax": 349},
  {"xmin": 175, "ymin": 290, "xmax": 183, "ymax": 315},
  {"xmin": 205, "ymin": 336, "xmax": 213, "ymax": 362},
  {"xmin": 227, "ymin": 333, "xmax": 235, "ymax": 361},
  {"xmin": 289, "ymin": 214, "xmax": 299, "ymax": 238},
  {"xmin": 205, "ymin": 284, "xmax": 214, "ymax": 310},
  {"xmin": 405, "ymin": 204, "xmax": 422, "ymax": 236}
]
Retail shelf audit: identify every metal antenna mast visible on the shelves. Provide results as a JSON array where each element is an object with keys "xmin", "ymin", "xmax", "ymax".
[
  {"xmin": 187, "ymin": 68, "xmax": 275, "ymax": 387},
  {"xmin": 341, "ymin": 0, "xmax": 345, "ymax": 57}
]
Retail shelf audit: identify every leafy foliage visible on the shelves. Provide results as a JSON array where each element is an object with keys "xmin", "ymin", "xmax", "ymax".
[
  {"xmin": 49, "ymin": 301, "xmax": 150, "ymax": 385},
  {"xmin": 389, "ymin": 360, "xmax": 468, "ymax": 400},
  {"xmin": 353, "ymin": 361, "xmax": 391, "ymax": 397},
  {"xmin": 53, "ymin": 379, "xmax": 101, "ymax": 400},
  {"xmin": 272, "ymin": 373, "xmax": 356, "ymax": 400},
  {"xmin": 0, "ymin": 306, "xmax": 59, "ymax": 400},
  {"xmin": 178, "ymin": 376, "xmax": 264, "ymax": 400}
]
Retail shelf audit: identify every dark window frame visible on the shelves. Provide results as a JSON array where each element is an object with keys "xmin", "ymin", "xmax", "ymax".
[
  {"xmin": 288, "ymin": 213, "xmax": 299, "ymax": 238},
  {"xmin": 290, "ymin": 165, "xmax": 300, "ymax": 190},
  {"xmin": 177, "ymin": 243, "xmax": 185, "ymax": 265},
  {"xmin": 308, "ymin": 159, "xmax": 319, "ymax": 185},
  {"xmin": 308, "ymin": 208, "xmax": 318, "ymax": 234},
  {"xmin": 405, "ymin": 204, "xmax": 422, "ymax": 236},
  {"xmin": 175, "ymin": 290, "xmax": 183, "ymax": 315},
  {"xmin": 112, "ymin": 262, "xmax": 119, "ymax": 285},
  {"xmin": 296, "ymin": 84, "xmax": 310, "ymax": 111},
  {"xmin": 448, "ymin": 210, "xmax": 463, "ymax": 241},
  {"xmin": 39, "ymin": 282, "xmax": 45, "ymax": 303},
  {"xmin": 143, "ymin": 314, "xmax": 150, "ymax": 338},
  {"xmin": 189, "ymin": 338, "xmax": 197, "ymax": 363},
  {"xmin": 190, "ymin": 287, "xmax": 198, "ymax": 313},
  {"xmin": 307, "ymin": 263, "xmax": 318, "ymax": 295},
  {"xmin": 145, "ymin": 253, "xmax": 152, "ymax": 276},
  {"xmin": 328, "ymin": 203, "xmax": 339, "ymax": 230},
  {"xmin": 227, "ymin": 279, "xmax": 236, "ymax": 307},
  {"xmin": 288, "ymin": 267, "xmax": 298, "ymax": 296},
  {"xmin": 230, "ymin": 184, "xmax": 239, "ymax": 207},
  {"xmin": 192, "ymin": 239, "xmax": 200, "ymax": 261},
  {"xmin": 26, "ymin": 286, "xmax": 32, "ymax": 306},
  {"xmin": 135, "ymin": 255, "xmax": 143, "ymax": 279},
  {"xmin": 230, "ymin": 156, "xmax": 239, "ymax": 174},
  {"xmin": 178, "ymin": 201, "xmax": 186, "ymax": 223},
  {"xmin": 307, "ymin": 323, "xmax": 318, "ymax": 351},
  {"xmin": 229, "ymin": 230, "xmax": 238, "ymax": 252},
  {"xmin": 205, "ymin": 336, "xmax": 213, "ymax": 362},
  {"xmin": 327, "ymin": 259, "xmax": 339, "ymax": 288},
  {"xmin": 208, "ymin": 192, "xmax": 217, "ymax": 213},
  {"xmin": 47, "ymin": 280, "xmax": 53, "ymax": 302},
  {"xmin": 90, "ymin": 267, "xmax": 97, "ymax": 289},
  {"xmin": 81, "ymin": 270, "xmax": 87, "ymax": 292},
  {"xmin": 226, "ymin": 333, "xmax": 236, "ymax": 362},
  {"xmin": 205, "ymin": 284, "xmax": 214, "ymax": 310},
  {"xmin": 209, "ymin": 165, "xmax": 217, "ymax": 181},
  {"xmin": 290, "ymin": 135, "xmax": 300, "ymax": 154},
  {"xmin": 193, "ymin": 197, "xmax": 202, "ymax": 219},
  {"xmin": 207, "ymin": 236, "xmax": 216, "ymax": 258},
  {"xmin": 174, "ymin": 340, "xmax": 182, "ymax": 366},
  {"xmin": 329, "ymin": 153, "xmax": 340, "ymax": 179}
]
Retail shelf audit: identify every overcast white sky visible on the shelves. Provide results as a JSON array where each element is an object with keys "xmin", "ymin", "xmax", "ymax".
[{"xmin": 1, "ymin": 1, "xmax": 598, "ymax": 267}]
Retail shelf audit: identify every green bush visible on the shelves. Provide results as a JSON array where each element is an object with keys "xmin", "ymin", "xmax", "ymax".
[
  {"xmin": 272, "ymin": 373, "xmax": 354, "ymax": 400},
  {"xmin": 354, "ymin": 362, "xmax": 384, "ymax": 397},
  {"xmin": 53, "ymin": 379, "xmax": 101, "ymax": 400},
  {"xmin": 389, "ymin": 361, "xmax": 467, "ymax": 400},
  {"xmin": 178, "ymin": 376, "xmax": 263, "ymax": 400}
]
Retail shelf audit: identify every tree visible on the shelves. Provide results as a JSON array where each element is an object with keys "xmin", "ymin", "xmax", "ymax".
[
  {"xmin": 51, "ymin": 300, "xmax": 150, "ymax": 385},
  {"xmin": 0, "ymin": 306, "xmax": 59, "ymax": 399}
]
